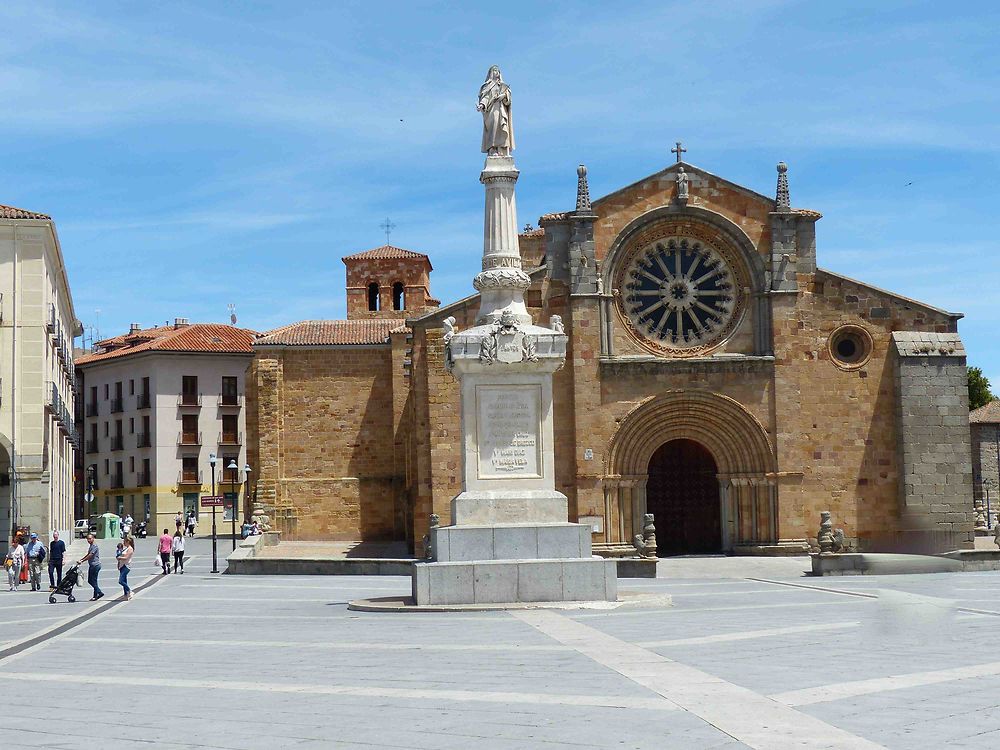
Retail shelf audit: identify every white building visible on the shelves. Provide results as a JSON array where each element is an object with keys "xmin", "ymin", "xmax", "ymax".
[
  {"xmin": 75, "ymin": 321, "xmax": 254, "ymax": 532},
  {"xmin": 0, "ymin": 204, "xmax": 80, "ymax": 554}
]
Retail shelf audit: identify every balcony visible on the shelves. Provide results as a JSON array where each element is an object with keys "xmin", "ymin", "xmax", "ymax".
[
  {"xmin": 218, "ymin": 432, "xmax": 243, "ymax": 446},
  {"xmin": 137, "ymin": 392, "xmax": 151, "ymax": 409},
  {"xmin": 136, "ymin": 470, "xmax": 151, "ymax": 486},
  {"xmin": 110, "ymin": 474, "xmax": 125, "ymax": 489},
  {"xmin": 177, "ymin": 431, "xmax": 202, "ymax": 446},
  {"xmin": 85, "ymin": 402, "xmax": 98, "ymax": 417},
  {"xmin": 110, "ymin": 435, "xmax": 124, "ymax": 451},
  {"xmin": 177, "ymin": 470, "xmax": 202, "ymax": 485},
  {"xmin": 85, "ymin": 439, "xmax": 98, "ymax": 453},
  {"xmin": 46, "ymin": 303, "xmax": 56, "ymax": 333},
  {"xmin": 136, "ymin": 432, "xmax": 152, "ymax": 448},
  {"xmin": 110, "ymin": 397, "xmax": 124, "ymax": 414},
  {"xmin": 218, "ymin": 393, "xmax": 243, "ymax": 408},
  {"xmin": 178, "ymin": 393, "xmax": 202, "ymax": 408}
]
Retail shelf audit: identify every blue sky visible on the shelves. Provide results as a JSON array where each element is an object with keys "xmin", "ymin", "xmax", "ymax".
[{"xmin": 1, "ymin": 1, "xmax": 998, "ymax": 385}]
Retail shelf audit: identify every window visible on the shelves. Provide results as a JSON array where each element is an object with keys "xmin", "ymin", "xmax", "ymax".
[
  {"xmin": 104, "ymin": 422, "xmax": 109, "ymax": 437},
  {"xmin": 142, "ymin": 458, "xmax": 150, "ymax": 484},
  {"xmin": 104, "ymin": 459, "xmax": 109, "ymax": 474},
  {"xmin": 182, "ymin": 414, "xmax": 199, "ymax": 443},
  {"xmin": 129, "ymin": 456, "xmax": 135, "ymax": 472},
  {"xmin": 221, "ymin": 376, "xmax": 238, "ymax": 405},
  {"xmin": 392, "ymin": 282, "xmax": 405, "ymax": 311},
  {"xmin": 115, "ymin": 381, "xmax": 122, "ymax": 399},
  {"xmin": 828, "ymin": 325, "xmax": 873, "ymax": 370},
  {"xmin": 89, "ymin": 423, "xmax": 97, "ymax": 443},
  {"xmin": 129, "ymin": 417, "xmax": 134, "ymax": 434},
  {"xmin": 367, "ymin": 282, "xmax": 380, "ymax": 311},
  {"xmin": 143, "ymin": 494, "xmax": 151, "ymax": 520},
  {"xmin": 116, "ymin": 496, "xmax": 124, "ymax": 516},
  {"xmin": 129, "ymin": 379, "xmax": 134, "ymax": 396},
  {"xmin": 222, "ymin": 414, "xmax": 238, "ymax": 443},
  {"xmin": 141, "ymin": 377, "xmax": 150, "ymax": 395},
  {"xmin": 183, "ymin": 493, "xmax": 199, "ymax": 520},
  {"xmin": 104, "ymin": 384, "xmax": 109, "ymax": 399},
  {"xmin": 181, "ymin": 456, "xmax": 199, "ymax": 482},
  {"xmin": 182, "ymin": 375, "xmax": 198, "ymax": 405},
  {"xmin": 115, "ymin": 420, "xmax": 123, "ymax": 438}
]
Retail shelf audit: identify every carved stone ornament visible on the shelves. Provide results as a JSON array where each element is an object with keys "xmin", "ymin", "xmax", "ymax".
[
  {"xmin": 422, "ymin": 513, "xmax": 440, "ymax": 560},
  {"xmin": 633, "ymin": 513, "xmax": 657, "ymax": 559},
  {"xmin": 479, "ymin": 309, "xmax": 538, "ymax": 365},
  {"xmin": 676, "ymin": 166, "xmax": 689, "ymax": 201},
  {"xmin": 550, "ymin": 315, "xmax": 564, "ymax": 334},
  {"xmin": 473, "ymin": 268, "xmax": 531, "ymax": 291},
  {"xmin": 974, "ymin": 500, "xmax": 989, "ymax": 535},
  {"xmin": 817, "ymin": 510, "xmax": 845, "ymax": 553}
]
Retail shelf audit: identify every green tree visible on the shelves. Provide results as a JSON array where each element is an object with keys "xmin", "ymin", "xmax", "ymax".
[{"xmin": 968, "ymin": 366, "xmax": 995, "ymax": 411}]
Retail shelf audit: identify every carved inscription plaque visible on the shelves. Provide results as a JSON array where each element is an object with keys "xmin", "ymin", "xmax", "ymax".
[{"xmin": 477, "ymin": 385, "xmax": 541, "ymax": 479}]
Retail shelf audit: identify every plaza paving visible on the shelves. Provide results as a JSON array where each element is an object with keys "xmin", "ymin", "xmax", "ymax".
[{"xmin": 1, "ymin": 536, "xmax": 999, "ymax": 749}]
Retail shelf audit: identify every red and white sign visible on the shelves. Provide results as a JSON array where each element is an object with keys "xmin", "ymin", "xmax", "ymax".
[{"xmin": 200, "ymin": 495, "xmax": 224, "ymax": 508}]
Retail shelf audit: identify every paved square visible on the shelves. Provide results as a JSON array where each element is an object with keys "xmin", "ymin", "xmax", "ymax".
[{"xmin": 2, "ymin": 538, "xmax": 999, "ymax": 749}]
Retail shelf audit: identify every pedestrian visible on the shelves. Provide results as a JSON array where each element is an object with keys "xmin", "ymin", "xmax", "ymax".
[
  {"xmin": 171, "ymin": 530, "xmax": 185, "ymax": 574},
  {"xmin": 48, "ymin": 530, "xmax": 66, "ymax": 591},
  {"xmin": 25, "ymin": 532, "xmax": 46, "ymax": 591},
  {"xmin": 158, "ymin": 528, "xmax": 172, "ymax": 574},
  {"xmin": 186, "ymin": 511, "xmax": 196, "ymax": 537},
  {"xmin": 174, "ymin": 512, "xmax": 183, "ymax": 532},
  {"xmin": 76, "ymin": 533, "xmax": 104, "ymax": 601},
  {"xmin": 118, "ymin": 536, "xmax": 134, "ymax": 600},
  {"xmin": 5, "ymin": 536, "xmax": 25, "ymax": 591}
]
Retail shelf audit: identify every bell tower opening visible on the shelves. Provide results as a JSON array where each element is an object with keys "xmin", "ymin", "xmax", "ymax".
[
  {"xmin": 646, "ymin": 438, "xmax": 721, "ymax": 555},
  {"xmin": 367, "ymin": 282, "xmax": 380, "ymax": 311}
]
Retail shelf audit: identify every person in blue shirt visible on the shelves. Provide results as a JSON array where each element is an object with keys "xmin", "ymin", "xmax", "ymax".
[
  {"xmin": 25, "ymin": 533, "xmax": 46, "ymax": 591},
  {"xmin": 48, "ymin": 530, "xmax": 66, "ymax": 591}
]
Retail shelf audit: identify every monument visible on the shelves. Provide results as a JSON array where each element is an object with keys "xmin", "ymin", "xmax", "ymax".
[{"xmin": 411, "ymin": 67, "xmax": 617, "ymax": 605}]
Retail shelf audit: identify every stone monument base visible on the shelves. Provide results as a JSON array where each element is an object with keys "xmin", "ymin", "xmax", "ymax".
[
  {"xmin": 431, "ymin": 522, "xmax": 591, "ymax": 562},
  {"xmin": 412, "ymin": 556, "xmax": 617, "ymax": 605}
]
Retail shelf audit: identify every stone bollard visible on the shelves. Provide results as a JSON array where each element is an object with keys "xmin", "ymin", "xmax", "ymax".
[
  {"xmin": 817, "ymin": 511, "xmax": 845, "ymax": 553},
  {"xmin": 973, "ymin": 500, "xmax": 989, "ymax": 536}
]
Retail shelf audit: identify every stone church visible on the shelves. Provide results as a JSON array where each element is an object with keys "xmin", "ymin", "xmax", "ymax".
[{"xmin": 247, "ymin": 156, "xmax": 974, "ymax": 556}]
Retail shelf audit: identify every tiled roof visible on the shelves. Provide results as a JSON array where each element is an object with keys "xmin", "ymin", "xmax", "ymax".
[
  {"xmin": 538, "ymin": 212, "xmax": 569, "ymax": 223},
  {"xmin": 521, "ymin": 227, "xmax": 545, "ymax": 237},
  {"xmin": 76, "ymin": 324, "xmax": 256, "ymax": 366},
  {"xmin": 342, "ymin": 245, "xmax": 429, "ymax": 262},
  {"xmin": 971, "ymin": 400, "xmax": 1000, "ymax": 424},
  {"xmin": 254, "ymin": 319, "xmax": 404, "ymax": 347},
  {"xmin": 0, "ymin": 204, "xmax": 51, "ymax": 220}
]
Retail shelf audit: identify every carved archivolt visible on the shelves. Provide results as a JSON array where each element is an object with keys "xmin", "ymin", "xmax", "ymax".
[{"xmin": 605, "ymin": 390, "xmax": 775, "ymax": 477}]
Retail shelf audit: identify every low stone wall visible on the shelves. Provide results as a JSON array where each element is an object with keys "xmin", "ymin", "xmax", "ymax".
[
  {"xmin": 224, "ymin": 532, "xmax": 281, "ymax": 574},
  {"xmin": 809, "ymin": 552, "xmax": 996, "ymax": 576}
]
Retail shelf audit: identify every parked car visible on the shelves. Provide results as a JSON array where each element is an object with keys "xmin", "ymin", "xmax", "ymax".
[{"xmin": 73, "ymin": 519, "xmax": 90, "ymax": 538}]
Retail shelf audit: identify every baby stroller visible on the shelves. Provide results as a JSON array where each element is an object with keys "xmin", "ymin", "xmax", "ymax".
[{"xmin": 48, "ymin": 564, "xmax": 80, "ymax": 604}]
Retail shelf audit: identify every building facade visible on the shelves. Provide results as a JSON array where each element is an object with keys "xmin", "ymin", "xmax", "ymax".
[
  {"xmin": 75, "ymin": 321, "xmax": 254, "ymax": 531},
  {"xmin": 248, "ymin": 158, "xmax": 975, "ymax": 555},
  {"xmin": 0, "ymin": 205, "xmax": 80, "ymax": 553},
  {"xmin": 971, "ymin": 400, "xmax": 1000, "ymax": 524}
]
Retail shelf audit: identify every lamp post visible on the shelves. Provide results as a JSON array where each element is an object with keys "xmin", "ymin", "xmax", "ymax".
[
  {"xmin": 209, "ymin": 453, "xmax": 218, "ymax": 574},
  {"xmin": 243, "ymin": 464, "xmax": 252, "ymax": 525},
  {"xmin": 227, "ymin": 459, "xmax": 238, "ymax": 551}
]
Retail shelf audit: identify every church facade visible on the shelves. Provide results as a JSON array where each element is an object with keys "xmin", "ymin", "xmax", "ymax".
[{"xmin": 247, "ymin": 157, "xmax": 975, "ymax": 555}]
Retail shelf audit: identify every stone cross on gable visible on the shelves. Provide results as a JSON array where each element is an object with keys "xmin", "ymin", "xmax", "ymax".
[
  {"xmin": 671, "ymin": 141, "xmax": 687, "ymax": 163},
  {"xmin": 379, "ymin": 217, "xmax": 396, "ymax": 244}
]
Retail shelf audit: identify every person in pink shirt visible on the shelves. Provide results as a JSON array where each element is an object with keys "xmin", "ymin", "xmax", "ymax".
[{"xmin": 158, "ymin": 529, "xmax": 172, "ymax": 574}]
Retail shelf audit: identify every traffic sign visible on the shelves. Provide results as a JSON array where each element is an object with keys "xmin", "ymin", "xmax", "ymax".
[{"xmin": 201, "ymin": 495, "xmax": 224, "ymax": 507}]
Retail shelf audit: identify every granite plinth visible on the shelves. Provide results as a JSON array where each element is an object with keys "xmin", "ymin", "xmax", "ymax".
[
  {"xmin": 431, "ymin": 522, "xmax": 591, "ymax": 562},
  {"xmin": 451, "ymin": 490, "xmax": 568, "ymax": 525},
  {"xmin": 412, "ymin": 557, "xmax": 617, "ymax": 605}
]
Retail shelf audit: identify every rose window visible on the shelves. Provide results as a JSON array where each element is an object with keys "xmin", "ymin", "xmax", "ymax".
[{"xmin": 617, "ymin": 236, "xmax": 742, "ymax": 355}]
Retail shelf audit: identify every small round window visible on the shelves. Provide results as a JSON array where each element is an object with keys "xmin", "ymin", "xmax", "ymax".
[{"xmin": 829, "ymin": 325, "xmax": 872, "ymax": 369}]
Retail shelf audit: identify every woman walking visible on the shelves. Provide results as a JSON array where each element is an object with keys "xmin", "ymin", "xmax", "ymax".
[
  {"xmin": 118, "ymin": 536, "xmax": 134, "ymax": 600},
  {"xmin": 171, "ymin": 530, "xmax": 185, "ymax": 574},
  {"xmin": 5, "ymin": 536, "xmax": 25, "ymax": 591}
]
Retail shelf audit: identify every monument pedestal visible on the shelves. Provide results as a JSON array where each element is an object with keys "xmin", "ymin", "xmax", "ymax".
[{"xmin": 410, "ymin": 126, "xmax": 617, "ymax": 607}]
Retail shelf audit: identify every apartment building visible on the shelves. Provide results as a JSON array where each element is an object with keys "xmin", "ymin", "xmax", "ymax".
[
  {"xmin": 0, "ymin": 204, "xmax": 80, "ymax": 553},
  {"xmin": 75, "ymin": 321, "xmax": 254, "ymax": 530}
]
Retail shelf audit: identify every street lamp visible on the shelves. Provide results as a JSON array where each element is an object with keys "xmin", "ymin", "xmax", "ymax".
[
  {"xmin": 209, "ymin": 453, "xmax": 218, "ymax": 574},
  {"xmin": 243, "ymin": 464, "xmax": 252, "ymax": 525},
  {"xmin": 85, "ymin": 465, "xmax": 96, "ymax": 531},
  {"xmin": 227, "ymin": 459, "xmax": 238, "ymax": 551}
]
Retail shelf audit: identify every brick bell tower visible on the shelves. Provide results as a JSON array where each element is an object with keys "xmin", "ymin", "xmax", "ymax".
[{"xmin": 343, "ymin": 245, "xmax": 439, "ymax": 320}]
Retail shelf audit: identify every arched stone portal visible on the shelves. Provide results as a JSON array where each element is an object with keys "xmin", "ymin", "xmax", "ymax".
[
  {"xmin": 604, "ymin": 391, "xmax": 777, "ymax": 552},
  {"xmin": 0, "ymin": 438, "xmax": 12, "ymax": 553}
]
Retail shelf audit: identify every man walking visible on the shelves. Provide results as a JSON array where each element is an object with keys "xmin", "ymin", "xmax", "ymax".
[
  {"xmin": 25, "ymin": 533, "xmax": 46, "ymax": 591},
  {"xmin": 77, "ymin": 533, "xmax": 104, "ymax": 601},
  {"xmin": 158, "ymin": 528, "xmax": 172, "ymax": 574},
  {"xmin": 48, "ymin": 530, "xmax": 66, "ymax": 591}
]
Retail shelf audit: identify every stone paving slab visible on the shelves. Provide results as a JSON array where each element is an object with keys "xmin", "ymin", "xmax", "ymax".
[{"xmin": 1, "ymin": 538, "xmax": 999, "ymax": 749}]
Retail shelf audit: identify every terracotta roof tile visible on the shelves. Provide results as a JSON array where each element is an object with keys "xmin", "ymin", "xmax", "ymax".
[
  {"xmin": 76, "ymin": 324, "xmax": 255, "ymax": 366},
  {"xmin": 970, "ymin": 400, "xmax": 1000, "ymax": 424},
  {"xmin": 342, "ymin": 245, "xmax": 430, "ymax": 262},
  {"xmin": 0, "ymin": 204, "xmax": 51, "ymax": 220},
  {"xmin": 254, "ymin": 319, "xmax": 402, "ymax": 347},
  {"xmin": 538, "ymin": 212, "xmax": 569, "ymax": 223}
]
